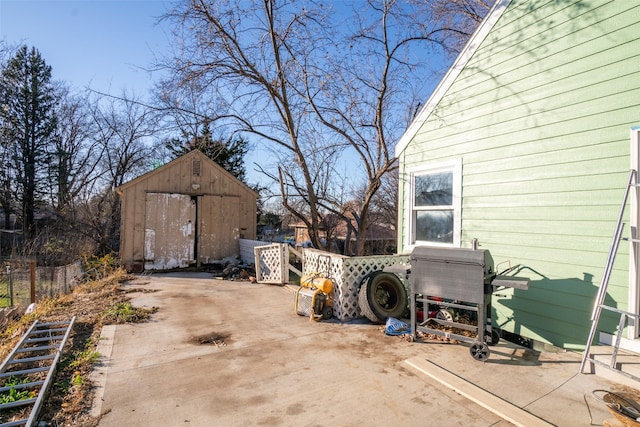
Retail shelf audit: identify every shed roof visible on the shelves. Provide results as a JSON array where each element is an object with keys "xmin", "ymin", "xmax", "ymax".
[
  {"xmin": 116, "ymin": 149, "xmax": 259, "ymax": 197},
  {"xmin": 394, "ymin": 0, "xmax": 511, "ymax": 157}
]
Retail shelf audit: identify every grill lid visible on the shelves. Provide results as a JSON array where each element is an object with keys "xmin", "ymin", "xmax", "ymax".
[{"xmin": 410, "ymin": 246, "xmax": 494, "ymax": 274}]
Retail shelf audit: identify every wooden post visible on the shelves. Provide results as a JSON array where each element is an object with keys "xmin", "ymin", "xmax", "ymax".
[{"xmin": 30, "ymin": 261, "xmax": 36, "ymax": 304}]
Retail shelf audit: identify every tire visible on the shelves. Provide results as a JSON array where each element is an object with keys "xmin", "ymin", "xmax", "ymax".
[
  {"xmin": 436, "ymin": 308, "xmax": 454, "ymax": 323},
  {"xmin": 358, "ymin": 280, "xmax": 380, "ymax": 323},
  {"xmin": 359, "ymin": 272, "xmax": 408, "ymax": 323},
  {"xmin": 485, "ymin": 329, "xmax": 500, "ymax": 346}
]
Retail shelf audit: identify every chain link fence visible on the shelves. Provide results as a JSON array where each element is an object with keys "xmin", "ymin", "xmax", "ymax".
[
  {"xmin": 0, "ymin": 266, "xmax": 10, "ymax": 308},
  {"xmin": 1, "ymin": 260, "xmax": 83, "ymax": 308}
]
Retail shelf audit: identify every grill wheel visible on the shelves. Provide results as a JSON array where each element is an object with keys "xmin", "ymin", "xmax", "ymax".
[{"xmin": 469, "ymin": 342, "xmax": 490, "ymax": 361}]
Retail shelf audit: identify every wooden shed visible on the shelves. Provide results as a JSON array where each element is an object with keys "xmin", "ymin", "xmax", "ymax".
[{"xmin": 117, "ymin": 150, "xmax": 258, "ymax": 272}]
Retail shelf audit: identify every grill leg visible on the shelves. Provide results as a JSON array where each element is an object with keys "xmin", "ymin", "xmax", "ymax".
[{"xmin": 410, "ymin": 291, "xmax": 417, "ymax": 341}]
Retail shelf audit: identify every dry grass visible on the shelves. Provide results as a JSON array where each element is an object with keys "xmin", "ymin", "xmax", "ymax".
[{"xmin": 0, "ymin": 269, "xmax": 156, "ymax": 427}]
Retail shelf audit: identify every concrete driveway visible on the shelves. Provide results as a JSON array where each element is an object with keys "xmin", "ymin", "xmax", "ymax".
[{"xmin": 91, "ymin": 273, "xmax": 623, "ymax": 426}]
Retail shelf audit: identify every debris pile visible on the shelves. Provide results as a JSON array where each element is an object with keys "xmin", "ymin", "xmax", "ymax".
[
  {"xmin": 418, "ymin": 313, "xmax": 478, "ymax": 343},
  {"xmin": 380, "ymin": 313, "xmax": 479, "ymax": 344},
  {"xmin": 203, "ymin": 257, "xmax": 257, "ymax": 282}
]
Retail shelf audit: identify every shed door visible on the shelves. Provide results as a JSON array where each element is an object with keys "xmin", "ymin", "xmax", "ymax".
[
  {"xmin": 144, "ymin": 193, "xmax": 195, "ymax": 270},
  {"xmin": 198, "ymin": 195, "xmax": 240, "ymax": 262}
]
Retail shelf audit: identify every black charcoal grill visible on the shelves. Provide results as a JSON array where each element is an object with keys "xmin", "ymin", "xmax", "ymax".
[{"xmin": 409, "ymin": 246, "xmax": 529, "ymax": 361}]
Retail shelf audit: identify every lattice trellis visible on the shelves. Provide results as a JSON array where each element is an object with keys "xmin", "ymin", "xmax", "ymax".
[
  {"xmin": 245, "ymin": 239, "xmax": 411, "ymax": 320},
  {"xmin": 254, "ymin": 244, "xmax": 289, "ymax": 284},
  {"xmin": 303, "ymin": 249, "xmax": 410, "ymax": 321}
]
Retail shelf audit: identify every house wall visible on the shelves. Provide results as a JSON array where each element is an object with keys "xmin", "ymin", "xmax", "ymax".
[
  {"xmin": 119, "ymin": 151, "xmax": 257, "ymax": 271},
  {"xmin": 398, "ymin": 0, "xmax": 640, "ymax": 350}
]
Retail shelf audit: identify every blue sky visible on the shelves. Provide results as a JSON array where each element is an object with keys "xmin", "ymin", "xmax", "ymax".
[
  {"xmin": 0, "ymin": 0, "xmax": 172, "ymax": 97},
  {"xmin": 0, "ymin": 0, "xmax": 451, "ymax": 191},
  {"xmin": 0, "ymin": 0, "xmax": 284, "ymax": 187}
]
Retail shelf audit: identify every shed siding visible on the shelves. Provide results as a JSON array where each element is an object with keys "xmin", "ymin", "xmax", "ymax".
[
  {"xmin": 198, "ymin": 195, "xmax": 240, "ymax": 261},
  {"xmin": 398, "ymin": 0, "xmax": 640, "ymax": 349}
]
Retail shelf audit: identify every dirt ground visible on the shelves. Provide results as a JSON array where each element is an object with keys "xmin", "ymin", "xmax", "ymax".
[{"xmin": 0, "ymin": 270, "xmax": 159, "ymax": 427}]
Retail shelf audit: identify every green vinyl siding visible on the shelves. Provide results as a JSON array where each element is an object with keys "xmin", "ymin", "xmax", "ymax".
[{"xmin": 398, "ymin": 0, "xmax": 640, "ymax": 350}]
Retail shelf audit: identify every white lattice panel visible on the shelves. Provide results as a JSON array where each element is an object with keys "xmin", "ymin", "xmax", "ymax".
[
  {"xmin": 254, "ymin": 244, "xmax": 289, "ymax": 284},
  {"xmin": 303, "ymin": 249, "xmax": 410, "ymax": 321}
]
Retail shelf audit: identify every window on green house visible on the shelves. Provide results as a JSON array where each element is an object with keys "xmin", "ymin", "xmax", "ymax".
[{"xmin": 409, "ymin": 160, "xmax": 461, "ymax": 246}]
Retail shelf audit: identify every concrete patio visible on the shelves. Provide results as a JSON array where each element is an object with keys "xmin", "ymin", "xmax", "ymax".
[{"xmin": 90, "ymin": 273, "xmax": 638, "ymax": 426}]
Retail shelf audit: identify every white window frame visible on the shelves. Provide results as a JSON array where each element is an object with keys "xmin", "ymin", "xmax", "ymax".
[{"xmin": 405, "ymin": 159, "xmax": 462, "ymax": 250}]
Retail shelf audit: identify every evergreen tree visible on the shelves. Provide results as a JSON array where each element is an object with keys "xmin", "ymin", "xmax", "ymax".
[
  {"xmin": 165, "ymin": 119, "xmax": 248, "ymax": 182},
  {"xmin": 0, "ymin": 46, "xmax": 58, "ymax": 237}
]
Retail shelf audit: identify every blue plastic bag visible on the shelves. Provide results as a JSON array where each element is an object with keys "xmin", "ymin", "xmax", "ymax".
[{"xmin": 385, "ymin": 317, "xmax": 411, "ymax": 335}]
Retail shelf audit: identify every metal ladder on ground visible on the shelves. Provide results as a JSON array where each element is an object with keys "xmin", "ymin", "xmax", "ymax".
[
  {"xmin": 0, "ymin": 317, "xmax": 75, "ymax": 427},
  {"xmin": 579, "ymin": 169, "xmax": 640, "ymax": 382}
]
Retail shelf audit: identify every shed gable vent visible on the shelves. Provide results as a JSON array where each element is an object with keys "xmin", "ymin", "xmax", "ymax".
[{"xmin": 192, "ymin": 159, "xmax": 201, "ymax": 176}]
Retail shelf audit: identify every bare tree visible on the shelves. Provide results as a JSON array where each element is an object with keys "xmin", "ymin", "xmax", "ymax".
[
  {"xmin": 372, "ymin": 166, "xmax": 399, "ymax": 232},
  {"xmin": 158, "ymin": 0, "xmax": 335, "ymax": 249},
  {"xmin": 47, "ymin": 86, "xmax": 103, "ymax": 213},
  {"xmin": 159, "ymin": 0, "xmax": 488, "ymax": 254},
  {"xmin": 78, "ymin": 91, "xmax": 157, "ymax": 254},
  {"xmin": 0, "ymin": 42, "xmax": 166, "ymax": 259},
  {"xmin": 429, "ymin": 0, "xmax": 493, "ymax": 53},
  {"xmin": 91, "ymin": 91, "xmax": 157, "ymax": 189}
]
